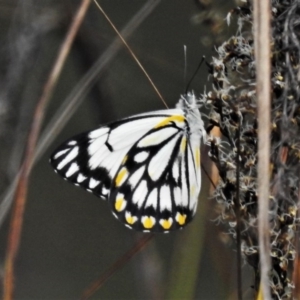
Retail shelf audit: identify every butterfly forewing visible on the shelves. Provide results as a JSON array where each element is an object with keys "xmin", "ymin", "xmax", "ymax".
[
  {"xmin": 50, "ymin": 110, "xmax": 181, "ymax": 196},
  {"xmin": 50, "ymin": 94, "xmax": 204, "ymax": 233},
  {"xmin": 50, "ymin": 129, "xmax": 112, "ymax": 197}
]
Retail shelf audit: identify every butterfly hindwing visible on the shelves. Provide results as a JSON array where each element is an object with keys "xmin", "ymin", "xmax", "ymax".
[{"xmin": 109, "ymin": 115, "xmax": 201, "ymax": 232}]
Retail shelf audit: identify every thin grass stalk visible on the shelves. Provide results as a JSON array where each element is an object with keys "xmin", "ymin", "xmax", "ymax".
[
  {"xmin": 253, "ymin": 0, "xmax": 272, "ymax": 299},
  {"xmin": 3, "ymin": 1, "xmax": 91, "ymax": 298}
]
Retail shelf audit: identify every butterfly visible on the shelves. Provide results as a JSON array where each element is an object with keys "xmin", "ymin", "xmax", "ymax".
[{"xmin": 50, "ymin": 93, "xmax": 206, "ymax": 232}]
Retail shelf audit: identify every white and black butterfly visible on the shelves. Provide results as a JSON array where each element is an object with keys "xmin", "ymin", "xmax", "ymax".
[{"xmin": 50, "ymin": 93, "xmax": 206, "ymax": 232}]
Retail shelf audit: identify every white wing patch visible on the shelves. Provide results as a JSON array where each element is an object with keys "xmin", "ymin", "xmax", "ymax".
[
  {"xmin": 89, "ymin": 178, "xmax": 100, "ymax": 189},
  {"xmin": 172, "ymin": 161, "xmax": 180, "ymax": 183},
  {"xmin": 65, "ymin": 163, "xmax": 79, "ymax": 177},
  {"xmin": 145, "ymin": 188, "xmax": 158, "ymax": 209},
  {"xmin": 180, "ymin": 147, "xmax": 189, "ymax": 208},
  {"xmin": 148, "ymin": 134, "xmax": 180, "ymax": 181},
  {"xmin": 132, "ymin": 180, "xmax": 148, "ymax": 208},
  {"xmin": 57, "ymin": 147, "xmax": 79, "ymax": 170},
  {"xmin": 89, "ymin": 127, "xmax": 109, "ymax": 139},
  {"xmin": 159, "ymin": 185, "xmax": 172, "ymax": 212},
  {"xmin": 134, "ymin": 151, "xmax": 149, "ymax": 163},
  {"xmin": 173, "ymin": 187, "xmax": 182, "ymax": 207},
  {"xmin": 128, "ymin": 165, "xmax": 146, "ymax": 187},
  {"xmin": 77, "ymin": 173, "xmax": 87, "ymax": 183},
  {"xmin": 54, "ymin": 148, "xmax": 69, "ymax": 159},
  {"xmin": 67, "ymin": 140, "xmax": 77, "ymax": 146}
]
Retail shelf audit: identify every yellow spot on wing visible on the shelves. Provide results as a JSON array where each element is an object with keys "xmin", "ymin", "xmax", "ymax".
[
  {"xmin": 160, "ymin": 218, "xmax": 173, "ymax": 230},
  {"xmin": 180, "ymin": 137, "xmax": 187, "ymax": 153},
  {"xmin": 125, "ymin": 212, "xmax": 137, "ymax": 225},
  {"xmin": 195, "ymin": 148, "xmax": 200, "ymax": 168},
  {"xmin": 176, "ymin": 213, "xmax": 187, "ymax": 225},
  {"xmin": 126, "ymin": 216, "xmax": 134, "ymax": 225},
  {"xmin": 115, "ymin": 197, "xmax": 126, "ymax": 212},
  {"xmin": 154, "ymin": 115, "xmax": 185, "ymax": 129},
  {"xmin": 190, "ymin": 185, "xmax": 196, "ymax": 197},
  {"xmin": 115, "ymin": 167, "xmax": 128, "ymax": 187},
  {"xmin": 142, "ymin": 216, "xmax": 155, "ymax": 229},
  {"xmin": 122, "ymin": 155, "xmax": 128, "ymax": 164}
]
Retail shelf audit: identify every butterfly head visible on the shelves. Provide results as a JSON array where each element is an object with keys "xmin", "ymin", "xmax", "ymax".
[{"xmin": 177, "ymin": 92, "xmax": 206, "ymax": 141}]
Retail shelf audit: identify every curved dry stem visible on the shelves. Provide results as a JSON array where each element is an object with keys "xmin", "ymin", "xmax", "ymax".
[{"xmin": 3, "ymin": 1, "xmax": 91, "ymax": 299}]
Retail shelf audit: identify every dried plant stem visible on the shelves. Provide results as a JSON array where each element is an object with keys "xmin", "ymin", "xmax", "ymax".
[
  {"xmin": 253, "ymin": 0, "xmax": 271, "ymax": 299},
  {"xmin": 93, "ymin": 0, "xmax": 167, "ymax": 108},
  {"xmin": 3, "ymin": 1, "xmax": 91, "ymax": 299}
]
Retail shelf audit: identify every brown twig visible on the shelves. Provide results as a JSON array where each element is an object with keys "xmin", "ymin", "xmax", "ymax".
[
  {"xmin": 3, "ymin": 1, "xmax": 91, "ymax": 299},
  {"xmin": 253, "ymin": 0, "xmax": 271, "ymax": 299},
  {"xmin": 81, "ymin": 234, "xmax": 154, "ymax": 300}
]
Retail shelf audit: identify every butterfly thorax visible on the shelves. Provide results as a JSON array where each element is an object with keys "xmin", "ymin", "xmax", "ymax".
[{"xmin": 176, "ymin": 93, "xmax": 205, "ymax": 141}]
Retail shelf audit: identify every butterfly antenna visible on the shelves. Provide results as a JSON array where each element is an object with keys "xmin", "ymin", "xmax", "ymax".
[
  {"xmin": 185, "ymin": 55, "xmax": 205, "ymax": 94},
  {"xmin": 93, "ymin": 0, "xmax": 168, "ymax": 109},
  {"xmin": 183, "ymin": 45, "xmax": 187, "ymax": 93}
]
